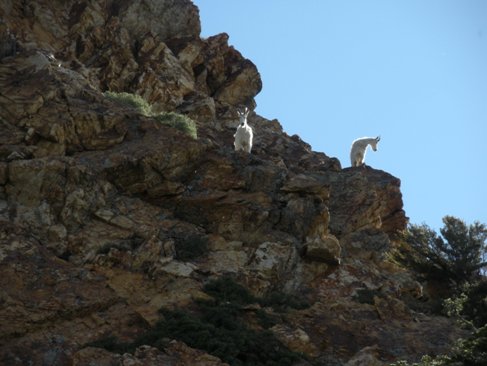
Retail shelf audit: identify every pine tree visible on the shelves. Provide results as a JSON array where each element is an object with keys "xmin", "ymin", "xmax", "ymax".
[
  {"xmin": 439, "ymin": 216, "xmax": 487, "ymax": 283},
  {"xmin": 398, "ymin": 216, "xmax": 487, "ymax": 289}
]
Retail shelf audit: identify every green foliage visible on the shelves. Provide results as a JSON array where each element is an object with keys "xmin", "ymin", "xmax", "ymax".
[
  {"xmin": 255, "ymin": 308, "xmax": 279, "ymax": 329},
  {"xmin": 96, "ymin": 236, "xmax": 144, "ymax": 255},
  {"xmin": 396, "ymin": 216, "xmax": 487, "ymax": 290},
  {"xmin": 85, "ymin": 335, "xmax": 135, "ymax": 354},
  {"xmin": 440, "ymin": 217, "xmax": 487, "ymax": 282},
  {"xmin": 260, "ymin": 290, "xmax": 311, "ymax": 311},
  {"xmin": 352, "ymin": 288, "xmax": 382, "ymax": 305},
  {"xmin": 441, "ymin": 280, "xmax": 487, "ymax": 329},
  {"xmin": 461, "ymin": 280, "xmax": 487, "ymax": 328},
  {"xmin": 157, "ymin": 307, "xmax": 301, "ymax": 366},
  {"xmin": 174, "ymin": 235, "xmax": 209, "ymax": 262},
  {"xmin": 203, "ymin": 276, "xmax": 310, "ymax": 311},
  {"xmin": 451, "ymin": 325, "xmax": 487, "ymax": 365},
  {"xmin": 103, "ymin": 91, "xmax": 197, "ymax": 139},
  {"xmin": 103, "ymin": 91, "xmax": 152, "ymax": 116},
  {"xmin": 203, "ymin": 276, "xmax": 257, "ymax": 305},
  {"xmin": 86, "ymin": 276, "xmax": 305, "ymax": 366},
  {"xmin": 96, "ymin": 241, "xmax": 132, "ymax": 255},
  {"xmin": 390, "ymin": 354, "xmax": 452, "ymax": 366},
  {"xmin": 390, "ymin": 326, "xmax": 487, "ymax": 366},
  {"xmin": 154, "ymin": 112, "xmax": 197, "ymax": 140},
  {"xmin": 443, "ymin": 292, "xmax": 471, "ymax": 327}
]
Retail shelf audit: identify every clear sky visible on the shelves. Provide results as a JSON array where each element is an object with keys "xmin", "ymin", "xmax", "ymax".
[{"xmin": 192, "ymin": 0, "xmax": 487, "ymax": 230}]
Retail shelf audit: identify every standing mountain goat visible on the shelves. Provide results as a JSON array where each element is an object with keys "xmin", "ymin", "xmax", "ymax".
[
  {"xmin": 233, "ymin": 107, "xmax": 253, "ymax": 153},
  {"xmin": 350, "ymin": 136, "xmax": 381, "ymax": 167}
]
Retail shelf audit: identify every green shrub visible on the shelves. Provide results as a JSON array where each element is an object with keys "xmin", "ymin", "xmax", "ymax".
[
  {"xmin": 87, "ymin": 301, "xmax": 301, "ymax": 366},
  {"xmin": 103, "ymin": 91, "xmax": 197, "ymax": 139},
  {"xmin": 156, "ymin": 305, "xmax": 301, "ymax": 366},
  {"xmin": 461, "ymin": 281, "xmax": 487, "ymax": 328},
  {"xmin": 85, "ymin": 335, "xmax": 135, "ymax": 354},
  {"xmin": 203, "ymin": 276, "xmax": 257, "ymax": 305},
  {"xmin": 174, "ymin": 235, "xmax": 208, "ymax": 262},
  {"xmin": 352, "ymin": 288, "xmax": 382, "ymax": 305},
  {"xmin": 96, "ymin": 237, "xmax": 145, "ymax": 255},
  {"xmin": 203, "ymin": 277, "xmax": 311, "ymax": 311},
  {"xmin": 255, "ymin": 308, "xmax": 279, "ymax": 329},
  {"xmin": 451, "ymin": 325, "xmax": 487, "ymax": 365},
  {"xmin": 390, "ymin": 355, "xmax": 451, "ymax": 366},
  {"xmin": 395, "ymin": 216, "xmax": 487, "ymax": 294},
  {"xmin": 96, "ymin": 241, "xmax": 130, "ymax": 255},
  {"xmin": 86, "ymin": 277, "xmax": 308, "ymax": 365},
  {"xmin": 154, "ymin": 112, "xmax": 197, "ymax": 140},
  {"xmin": 390, "ymin": 326, "xmax": 487, "ymax": 366},
  {"xmin": 103, "ymin": 91, "xmax": 152, "ymax": 116},
  {"xmin": 441, "ymin": 280, "xmax": 487, "ymax": 330},
  {"xmin": 260, "ymin": 290, "xmax": 310, "ymax": 311}
]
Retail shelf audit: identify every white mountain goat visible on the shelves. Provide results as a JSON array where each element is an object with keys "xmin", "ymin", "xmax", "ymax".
[
  {"xmin": 233, "ymin": 107, "xmax": 253, "ymax": 153},
  {"xmin": 350, "ymin": 136, "xmax": 381, "ymax": 167}
]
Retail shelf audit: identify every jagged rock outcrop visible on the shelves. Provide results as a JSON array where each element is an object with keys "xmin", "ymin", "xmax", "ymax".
[{"xmin": 0, "ymin": 1, "xmax": 463, "ymax": 365}]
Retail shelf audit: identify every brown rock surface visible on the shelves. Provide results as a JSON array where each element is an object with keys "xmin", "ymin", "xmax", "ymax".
[
  {"xmin": 0, "ymin": 1, "xmax": 463, "ymax": 365},
  {"xmin": 73, "ymin": 342, "xmax": 228, "ymax": 366}
]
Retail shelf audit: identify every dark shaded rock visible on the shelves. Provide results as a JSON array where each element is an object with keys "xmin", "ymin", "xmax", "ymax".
[{"xmin": 0, "ymin": 21, "xmax": 16, "ymax": 59}]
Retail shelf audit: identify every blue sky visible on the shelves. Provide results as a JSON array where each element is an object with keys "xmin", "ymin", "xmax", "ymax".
[{"xmin": 192, "ymin": 0, "xmax": 487, "ymax": 230}]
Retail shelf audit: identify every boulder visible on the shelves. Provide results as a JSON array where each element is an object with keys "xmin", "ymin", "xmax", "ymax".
[{"xmin": 304, "ymin": 234, "xmax": 341, "ymax": 265}]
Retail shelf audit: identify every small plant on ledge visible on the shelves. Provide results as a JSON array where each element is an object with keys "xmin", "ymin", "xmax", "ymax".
[{"xmin": 103, "ymin": 91, "xmax": 197, "ymax": 139}]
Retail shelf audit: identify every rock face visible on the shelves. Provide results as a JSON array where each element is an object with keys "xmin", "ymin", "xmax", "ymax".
[
  {"xmin": 74, "ymin": 342, "xmax": 228, "ymax": 366},
  {"xmin": 0, "ymin": 1, "xmax": 461, "ymax": 365}
]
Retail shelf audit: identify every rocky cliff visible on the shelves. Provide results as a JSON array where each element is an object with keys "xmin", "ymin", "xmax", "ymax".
[{"xmin": 0, "ymin": 1, "xmax": 462, "ymax": 365}]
